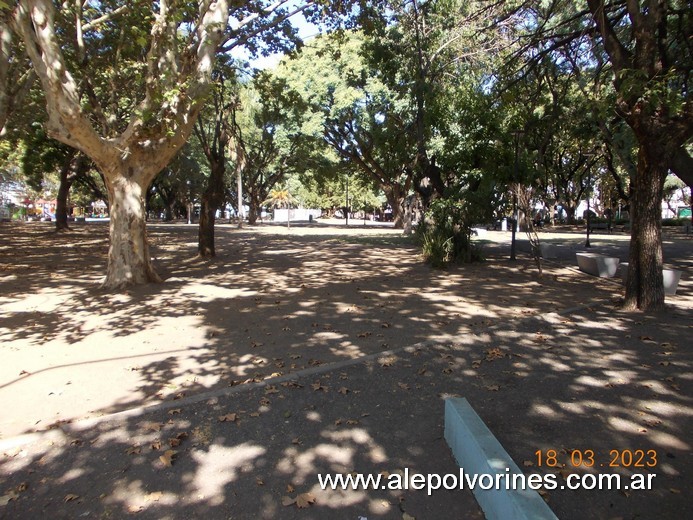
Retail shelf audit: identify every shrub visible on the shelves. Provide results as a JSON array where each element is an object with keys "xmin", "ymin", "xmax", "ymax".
[{"xmin": 416, "ymin": 197, "xmax": 485, "ymax": 267}]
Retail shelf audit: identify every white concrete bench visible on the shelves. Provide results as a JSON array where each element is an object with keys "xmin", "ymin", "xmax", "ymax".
[
  {"xmin": 539, "ymin": 243, "xmax": 557, "ymax": 259},
  {"xmin": 619, "ymin": 262, "xmax": 683, "ymax": 295},
  {"xmin": 576, "ymin": 252, "xmax": 620, "ymax": 278}
]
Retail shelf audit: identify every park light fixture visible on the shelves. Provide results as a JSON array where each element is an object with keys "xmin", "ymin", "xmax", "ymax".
[{"xmin": 510, "ymin": 129, "xmax": 524, "ymax": 261}]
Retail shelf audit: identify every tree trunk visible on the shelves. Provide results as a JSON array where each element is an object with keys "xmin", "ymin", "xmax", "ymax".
[
  {"xmin": 103, "ymin": 174, "xmax": 160, "ymax": 289},
  {"xmin": 55, "ymin": 169, "xmax": 72, "ymax": 232},
  {"xmin": 623, "ymin": 147, "xmax": 667, "ymax": 311},
  {"xmin": 198, "ymin": 160, "xmax": 225, "ymax": 257},
  {"xmin": 565, "ymin": 205, "xmax": 576, "ymax": 224},
  {"xmin": 248, "ymin": 195, "xmax": 260, "ymax": 225},
  {"xmin": 384, "ymin": 186, "xmax": 405, "ymax": 229}
]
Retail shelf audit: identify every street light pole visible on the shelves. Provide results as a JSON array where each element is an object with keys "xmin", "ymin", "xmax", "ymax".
[
  {"xmin": 345, "ymin": 175, "xmax": 349, "ymax": 226},
  {"xmin": 585, "ymin": 158, "xmax": 592, "ymax": 248},
  {"xmin": 510, "ymin": 130, "xmax": 523, "ymax": 261},
  {"xmin": 585, "ymin": 170, "xmax": 591, "ymax": 247}
]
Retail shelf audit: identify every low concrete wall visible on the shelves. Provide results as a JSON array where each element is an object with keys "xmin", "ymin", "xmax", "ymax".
[
  {"xmin": 619, "ymin": 262, "xmax": 682, "ymax": 295},
  {"xmin": 444, "ymin": 398, "xmax": 558, "ymax": 520}
]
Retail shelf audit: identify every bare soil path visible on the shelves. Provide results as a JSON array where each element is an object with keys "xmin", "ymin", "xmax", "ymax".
[{"xmin": 0, "ymin": 221, "xmax": 690, "ymax": 519}]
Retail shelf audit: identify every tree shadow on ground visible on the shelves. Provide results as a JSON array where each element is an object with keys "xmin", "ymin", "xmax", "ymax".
[
  {"xmin": 0, "ymin": 221, "xmax": 691, "ymax": 518},
  {"xmin": 0, "ymin": 309, "xmax": 690, "ymax": 519},
  {"xmin": 1, "ymin": 222, "xmax": 648, "ymax": 431}
]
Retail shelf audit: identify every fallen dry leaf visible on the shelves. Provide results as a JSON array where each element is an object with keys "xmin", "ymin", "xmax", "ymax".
[
  {"xmin": 145, "ymin": 491, "xmax": 163, "ymax": 502},
  {"xmin": 485, "ymin": 348, "xmax": 505, "ymax": 360},
  {"xmin": 338, "ymin": 387, "xmax": 349, "ymax": 395},
  {"xmin": 398, "ymin": 382, "xmax": 410, "ymax": 391},
  {"xmin": 0, "ymin": 492, "xmax": 18, "ymax": 506},
  {"xmin": 486, "ymin": 385, "xmax": 500, "ymax": 392},
  {"xmin": 126, "ymin": 446, "xmax": 142, "ymax": 455},
  {"xmin": 144, "ymin": 422, "xmax": 164, "ymax": 432},
  {"xmin": 218, "ymin": 413, "xmax": 238, "ymax": 423},
  {"xmin": 296, "ymin": 492, "xmax": 316, "ymax": 508},
  {"xmin": 64, "ymin": 494, "xmax": 79, "ymax": 502},
  {"xmin": 159, "ymin": 450, "xmax": 177, "ymax": 467},
  {"xmin": 286, "ymin": 484, "xmax": 295, "ymax": 493},
  {"xmin": 151, "ymin": 440, "xmax": 162, "ymax": 450},
  {"xmin": 311, "ymin": 381, "xmax": 328, "ymax": 392}
]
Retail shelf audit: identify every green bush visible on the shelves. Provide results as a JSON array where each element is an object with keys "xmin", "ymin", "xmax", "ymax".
[
  {"xmin": 662, "ymin": 217, "xmax": 689, "ymax": 226},
  {"xmin": 416, "ymin": 197, "xmax": 485, "ymax": 267}
]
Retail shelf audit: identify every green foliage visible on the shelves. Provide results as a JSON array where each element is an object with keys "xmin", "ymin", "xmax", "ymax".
[
  {"xmin": 662, "ymin": 218, "xmax": 690, "ymax": 227},
  {"xmin": 416, "ymin": 174, "xmax": 497, "ymax": 267}
]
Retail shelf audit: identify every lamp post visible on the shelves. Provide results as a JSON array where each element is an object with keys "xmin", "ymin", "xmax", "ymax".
[
  {"xmin": 584, "ymin": 154, "xmax": 594, "ymax": 248},
  {"xmin": 345, "ymin": 175, "xmax": 349, "ymax": 226},
  {"xmin": 510, "ymin": 130, "xmax": 523, "ymax": 261}
]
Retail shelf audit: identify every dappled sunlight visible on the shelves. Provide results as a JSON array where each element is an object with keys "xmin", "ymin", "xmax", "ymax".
[
  {"xmin": 190, "ymin": 443, "xmax": 267, "ymax": 506},
  {"xmin": 0, "ymin": 221, "xmax": 690, "ymax": 518}
]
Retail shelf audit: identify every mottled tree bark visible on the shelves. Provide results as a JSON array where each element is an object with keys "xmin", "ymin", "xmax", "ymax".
[
  {"xmin": 104, "ymin": 173, "xmax": 160, "ymax": 288},
  {"xmin": 623, "ymin": 148, "xmax": 668, "ymax": 310},
  {"xmin": 198, "ymin": 160, "xmax": 225, "ymax": 257}
]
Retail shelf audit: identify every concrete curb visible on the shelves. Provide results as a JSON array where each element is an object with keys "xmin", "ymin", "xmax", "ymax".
[
  {"xmin": 444, "ymin": 397, "xmax": 558, "ymax": 520},
  {"xmin": 0, "ymin": 257, "xmax": 623, "ymax": 452},
  {"xmin": 0, "ymin": 340, "xmax": 440, "ymax": 451}
]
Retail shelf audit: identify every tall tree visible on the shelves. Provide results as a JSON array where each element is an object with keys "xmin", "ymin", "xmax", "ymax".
[
  {"xmin": 230, "ymin": 72, "xmax": 308, "ymax": 225},
  {"xmin": 507, "ymin": 0, "xmax": 691, "ymax": 310},
  {"xmin": 194, "ymin": 62, "xmax": 236, "ymax": 257},
  {"xmin": 278, "ymin": 32, "xmax": 416, "ymax": 227},
  {"xmin": 12, "ymin": 0, "xmax": 230, "ymax": 287},
  {"xmin": 11, "ymin": 0, "xmax": 314, "ymax": 288},
  {"xmin": 584, "ymin": 0, "xmax": 692, "ymax": 310}
]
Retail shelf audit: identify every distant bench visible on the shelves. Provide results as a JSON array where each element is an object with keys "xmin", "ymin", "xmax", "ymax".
[
  {"xmin": 588, "ymin": 222, "xmax": 611, "ymax": 232},
  {"xmin": 576, "ymin": 252, "xmax": 620, "ymax": 278}
]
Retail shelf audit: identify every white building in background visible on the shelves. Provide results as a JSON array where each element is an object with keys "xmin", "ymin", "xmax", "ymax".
[{"xmin": 273, "ymin": 208, "xmax": 322, "ymax": 222}]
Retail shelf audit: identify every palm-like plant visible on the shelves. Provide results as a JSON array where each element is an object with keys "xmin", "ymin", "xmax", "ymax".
[{"xmin": 263, "ymin": 188, "xmax": 297, "ymax": 228}]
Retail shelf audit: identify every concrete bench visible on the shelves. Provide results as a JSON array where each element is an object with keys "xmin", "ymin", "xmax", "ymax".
[
  {"xmin": 619, "ymin": 262, "xmax": 683, "ymax": 295},
  {"xmin": 576, "ymin": 252, "xmax": 620, "ymax": 278},
  {"xmin": 588, "ymin": 222, "xmax": 611, "ymax": 232},
  {"xmin": 539, "ymin": 243, "xmax": 558, "ymax": 259}
]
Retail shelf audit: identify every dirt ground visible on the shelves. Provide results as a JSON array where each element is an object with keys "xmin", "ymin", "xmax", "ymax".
[{"xmin": 0, "ymin": 220, "xmax": 691, "ymax": 519}]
